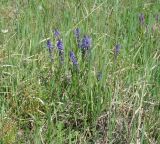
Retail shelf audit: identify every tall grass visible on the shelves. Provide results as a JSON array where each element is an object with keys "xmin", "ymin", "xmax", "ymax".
[{"xmin": 0, "ymin": 0, "xmax": 160, "ymax": 143}]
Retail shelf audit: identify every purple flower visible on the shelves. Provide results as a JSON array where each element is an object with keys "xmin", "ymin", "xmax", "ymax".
[
  {"xmin": 74, "ymin": 28, "xmax": 80, "ymax": 38},
  {"xmin": 115, "ymin": 44, "xmax": 121, "ymax": 54},
  {"xmin": 54, "ymin": 29, "xmax": 60, "ymax": 38},
  {"xmin": 57, "ymin": 39, "xmax": 64, "ymax": 63},
  {"xmin": 47, "ymin": 39, "xmax": 53, "ymax": 49},
  {"xmin": 70, "ymin": 51, "xmax": 78, "ymax": 65},
  {"xmin": 81, "ymin": 35, "xmax": 91, "ymax": 49},
  {"xmin": 115, "ymin": 44, "xmax": 121, "ymax": 59},
  {"xmin": 139, "ymin": 13, "xmax": 145, "ymax": 25},
  {"xmin": 74, "ymin": 28, "xmax": 81, "ymax": 48},
  {"xmin": 57, "ymin": 39, "xmax": 64, "ymax": 51},
  {"xmin": 80, "ymin": 35, "xmax": 92, "ymax": 59},
  {"xmin": 47, "ymin": 39, "xmax": 54, "ymax": 62}
]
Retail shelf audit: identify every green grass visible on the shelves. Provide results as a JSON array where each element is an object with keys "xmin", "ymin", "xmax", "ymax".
[{"xmin": 0, "ymin": 0, "xmax": 160, "ymax": 143}]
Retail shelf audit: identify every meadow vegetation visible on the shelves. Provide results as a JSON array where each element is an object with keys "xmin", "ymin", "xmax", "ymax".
[{"xmin": 0, "ymin": 0, "xmax": 160, "ymax": 143}]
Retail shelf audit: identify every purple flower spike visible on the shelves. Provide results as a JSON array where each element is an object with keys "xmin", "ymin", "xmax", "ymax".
[
  {"xmin": 74, "ymin": 28, "xmax": 80, "ymax": 38},
  {"xmin": 47, "ymin": 39, "xmax": 53, "ymax": 49},
  {"xmin": 70, "ymin": 51, "xmax": 78, "ymax": 65},
  {"xmin": 74, "ymin": 28, "xmax": 81, "ymax": 48},
  {"xmin": 54, "ymin": 29, "xmax": 60, "ymax": 38},
  {"xmin": 47, "ymin": 39, "xmax": 54, "ymax": 62},
  {"xmin": 139, "ymin": 13, "xmax": 145, "ymax": 25},
  {"xmin": 57, "ymin": 39, "xmax": 64, "ymax": 64},
  {"xmin": 81, "ymin": 35, "xmax": 91, "ymax": 49},
  {"xmin": 115, "ymin": 44, "xmax": 121, "ymax": 54},
  {"xmin": 115, "ymin": 44, "xmax": 121, "ymax": 59},
  {"xmin": 57, "ymin": 39, "xmax": 64, "ymax": 51},
  {"xmin": 80, "ymin": 35, "xmax": 92, "ymax": 59}
]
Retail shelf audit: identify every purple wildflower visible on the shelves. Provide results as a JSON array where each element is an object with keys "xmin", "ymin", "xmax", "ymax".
[
  {"xmin": 74, "ymin": 28, "xmax": 80, "ymax": 38},
  {"xmin": 81, "ymin": 35, "xmax": 91, "ymax": 49},
  {"xmin": 57, "ymin": 39, "xmax": 64, "ymax": 51},
  {"xmin": 70, "ymin": 51, "xmax": 78, "ymax": 65},
  {"xmin": 74, "ymin": 28, "xmax": 81, "ymax": 48},
  {"xmin": 54, "ymin": 29, "xmax": 60, "ymax": 38},
  {"xmin": 47, "ymin": 39, "xmax": 53, "ymax": 49},
  {"xmin": 57, "ymin": 39, "xmax": 64, "ymax": 63},
  {"xmin": 80, "ymin": 35, "xmax": 92, "ymax": 59},
  {"xmin": 139, "ymin": 13, "xmax": 145, "ymax": 25},
  {"xmin": 115, "ymin": 44, "xmax": 121, "ymax": 54},
  {"xmin": 115, "ymin": 44, "xmax": 121, "ymax": 59},
  {"xmin": 47, "ymin": 39, "xmax": 54, "ymax": 62}
]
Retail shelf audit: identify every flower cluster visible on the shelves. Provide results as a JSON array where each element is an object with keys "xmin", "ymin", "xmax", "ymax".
[
  {"xmin": 45, "ymin": 13, "xmax": 159, "ymax": 81},
  {"xmin": 46, "ymin": 28, "xmax": 122, "ymax": 71},
  {"xmin": 73, "ymin": 28, "xmax": 92, "ymax": 59},
  {"xmin": 46, "ymin": 29, "xmax": 64, "ymax": 64},
  {"xmin": 139, "ymin": 13, "xmax": 160, "ymax": 33},
  {"xmin": 46, "ymin": 29, "xmax": 80, "ymax": 66}
]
